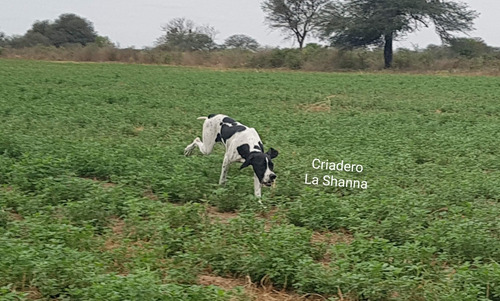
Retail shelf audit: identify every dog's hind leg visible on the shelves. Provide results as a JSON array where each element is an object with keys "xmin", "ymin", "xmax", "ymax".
[
  {"xmin": 184, "ymin": 137, "xmax": 215, "ymax": 156},
  {"xmin": 184, "ymin": 118, "xmax": 218, "ymax": 156},
  {"xmin": 184, "ymin": 138, "xmax": 198, "ymax": 156}
]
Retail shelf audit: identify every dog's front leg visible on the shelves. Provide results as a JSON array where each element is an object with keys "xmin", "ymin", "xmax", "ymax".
[
  {"xmin": 219, "ymin": 156, "xmax": 230, "ymax": 185},
  {"xmin": 253, "ymin": 174, "xmax": 262, "ymax": 198}
]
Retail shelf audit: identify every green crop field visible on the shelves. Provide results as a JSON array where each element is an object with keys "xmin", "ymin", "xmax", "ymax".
[{"xmin": 1, "ymin": 59, "xmax": 499, "ymax": 300}]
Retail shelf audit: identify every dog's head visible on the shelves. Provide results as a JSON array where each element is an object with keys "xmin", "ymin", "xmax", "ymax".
[{"xmin": 240, "ymin": 148, "xmax": 279, "ymax": 186}]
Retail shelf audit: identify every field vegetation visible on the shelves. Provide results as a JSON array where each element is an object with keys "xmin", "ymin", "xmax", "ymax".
[{"xmin": 0, "ymin": 59, "xmax": 499, "ymax": 300}]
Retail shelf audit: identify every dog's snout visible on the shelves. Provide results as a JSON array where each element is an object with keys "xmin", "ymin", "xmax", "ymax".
[{"xmin": 270, "ymin": 174, "xmax": 277, "ymax": 181}]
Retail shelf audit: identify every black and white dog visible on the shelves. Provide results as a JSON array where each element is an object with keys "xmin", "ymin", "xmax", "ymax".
[{"xmin": 184, "ymin": 114, "xmax": 278, "ymax": 198}]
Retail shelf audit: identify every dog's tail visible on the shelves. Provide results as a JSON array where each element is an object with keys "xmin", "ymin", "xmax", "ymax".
[{"xmin": 197, "ymin": 116, "xmax": 208, "ymax": 121}]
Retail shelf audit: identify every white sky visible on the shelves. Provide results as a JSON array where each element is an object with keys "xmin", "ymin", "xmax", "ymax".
[{"xmin": 1, "ymin": 0, "xmax": 499, "ymax": 49}]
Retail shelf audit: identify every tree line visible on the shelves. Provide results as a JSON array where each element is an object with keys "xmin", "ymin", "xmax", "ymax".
[
  {"xmin": 261, "ymin": 0, "xmax": 478, "ymax": 68},
  {"xmin": 0, "ymin": 14, "xmax": 261, "ymax": 52},
  {"xmin": 1, "ymin": 1, "xmax": 496, "ymax": 70},
  {"xmin": 0, "ymin": 14, "xmax": 112, "ymax": 49}
]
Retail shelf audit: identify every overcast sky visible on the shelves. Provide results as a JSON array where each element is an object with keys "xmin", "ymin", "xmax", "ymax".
[{"xmin": 1, "ymin": 0, "xmax": 499, "ymax": 49}]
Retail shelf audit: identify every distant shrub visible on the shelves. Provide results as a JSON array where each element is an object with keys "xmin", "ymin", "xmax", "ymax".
[
  {"xmin": 393, "ymin": 48, "xmax": 419, "ymax": 69},
  {"xmin": 448, "ymin": 37, "xmax": 491, "ymax": 58}
]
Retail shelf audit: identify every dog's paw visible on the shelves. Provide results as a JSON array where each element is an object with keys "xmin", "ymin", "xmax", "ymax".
[{"xmin": 184, "ymin": 146, "xmax": 193, "ymax": 156}]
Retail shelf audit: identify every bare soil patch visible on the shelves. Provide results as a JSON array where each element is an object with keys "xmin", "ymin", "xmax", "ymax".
[
  {"xmin": 9, "ymin": 212, "xmax": 24, "ymax": 221},
  {"xmin": 81, "ymin": 177, "xmax": 117, "ymax": 188},
  {"xmin": 297, "ymin": 100, "xmax": 331, "ymax": 113},
  {"xmin": 205, "ymin": 206, "xmax": 240, "ymax": 224},
  {"xmin": 311, "ymin": 229, "xmax": 354, "ymax": 245},
  {"xmin": 103, "ymin": 217, "xmax": 126, "ymax": 251},
  {"xmin": 198, "ymin": 274, "xmax": 327, "ymax": 301}
]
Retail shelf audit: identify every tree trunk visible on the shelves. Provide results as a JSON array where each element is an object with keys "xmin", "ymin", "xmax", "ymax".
[
  {"xmin": 384, "ymin": 33, "xmax": 393, "ymax": 68},
  {"xmin": 296, "ymin": 32, "xmax": 305, "ymax": 50}
]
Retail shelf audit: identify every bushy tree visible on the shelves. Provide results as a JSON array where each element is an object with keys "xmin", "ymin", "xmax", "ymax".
[
  {"xmin": 448, "ymin": 37, "xmax": 491, "ymax": 58},
  {"xmin": 320, "ymin": 0, "xmax": 478, "ymax": 68},
  {"xmin": 224, "ymin": 34, "xmax": 260, "ymax": 51},
  {"xmin": 14, "ymin": 32, "xmax": 52, "ymax": 48},
  {"xmin": 261, "ymin": 0, "xmax": 329, "ymax": 49},
  {"xmin": 94, "ymin": 36, "xmax": 114, "ymax": 48},
  {"xmin": 156, "ymin": 18, "xmax": 217, "ymax": 51},
  {"xmin": 48, "ymin": 14, "xmax": 97, "ymax": 47},
  {"xmin": 7, "ymin": 14, "xmax": 97, "ymax": 48}
]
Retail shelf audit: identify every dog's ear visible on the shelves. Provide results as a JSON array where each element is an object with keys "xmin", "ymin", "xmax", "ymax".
[
  {"xmin": 266, "ymin": 148, "xmax": 279, "ymax": 159},
  {"xmin": 240, "ymin": 154, "xmax": 254, "ymax": 170},
  {"xmin": 237, "ymin": 144, "xmax": 250, "ymax": 159}
]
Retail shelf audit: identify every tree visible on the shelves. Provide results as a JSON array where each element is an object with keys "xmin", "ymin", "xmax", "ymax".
[
  {"xmin": 156, "ymin": 18, "xmax": 217, "ymax": 51},
  {"xmin": 261, "ymin": 0, "xmax": 329, "ymax": 49},
  {"xmin": 224, "ymin": 34, "xmax": 260, "ymax": 51},
  {"xmin": 49, "ymin": 14, "xmax": 97, "ymax": 46},
  {"xmin": 7, "ymin": 14, "xmax": 97, "ymax": 48},
  {"xmin": 448, "ymin": 37, "xmax": 490, "ymax": 58},
  {"xmin": 320, "ymin": 0, "xmax": 478, "ymax": 68}
]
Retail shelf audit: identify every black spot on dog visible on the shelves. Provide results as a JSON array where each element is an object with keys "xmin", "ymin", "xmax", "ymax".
[
  {"xmin": 222, "ymin": 117, "xmax": 236, "ymax": 124},
  {"xmin": 258, "ymin": 141, "xmax": 264, "ymax": 152},
  {"xmin": 215, "ymin": 133, "xmax": 222, "ymax": 143},
  {"xmin": 220, "ymin": 124, "xmax": 246, "ymax": 143},
  {"xmin": 208, "ymin": 114, "xmax": 217, "ymax": 119}
]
